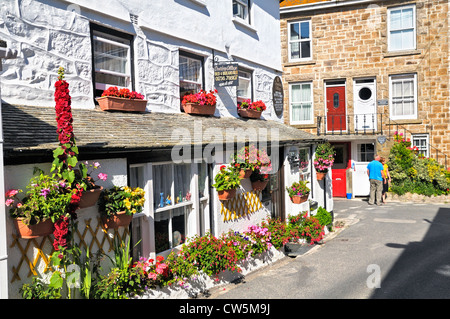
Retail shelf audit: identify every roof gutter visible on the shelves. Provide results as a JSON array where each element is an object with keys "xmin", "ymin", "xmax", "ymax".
[{"xmin": 280, "ymin": 0, "xmax": 379, "ymax": 14}]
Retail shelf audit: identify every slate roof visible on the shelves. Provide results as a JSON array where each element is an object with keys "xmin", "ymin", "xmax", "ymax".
[{"xmin": 2, "ymin": 104, "xmax": 324, "ymax": 159}]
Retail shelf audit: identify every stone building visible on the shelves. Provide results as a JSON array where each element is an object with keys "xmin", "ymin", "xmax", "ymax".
[
  {"xmin": 280, "ymin": 0, "xmax": 450, "ymax": 197},
  {"xmin": 0, "ymin": 0, "xmax": 332, "ymax": 297}
]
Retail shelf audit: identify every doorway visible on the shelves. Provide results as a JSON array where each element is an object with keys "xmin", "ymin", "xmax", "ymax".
[
  {"xmin": 331, "ymin": 142, "xmax": 351, "ymax": 197},
  {"xmin": 326, "ymin": 81, "xmax": 346, "ymax": 132},
  {"xmin": 354, "ymin": 78, "xmax": 377, "ymax": 132}
]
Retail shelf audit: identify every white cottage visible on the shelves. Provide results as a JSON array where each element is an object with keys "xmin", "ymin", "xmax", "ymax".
[{"xmin": 0, "ymin": 0, "xmax": 332, "ymax": 298}]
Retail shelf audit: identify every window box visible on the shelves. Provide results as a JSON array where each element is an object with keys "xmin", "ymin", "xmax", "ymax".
[
  {"xmin": 96, "ymin": 96, "xmax": 147, "ymax": 112},
  {"xmin": 13, "ymin": 218, "xmax": 53, "ymax": 239},
  {"xmin": 183, "ymin": 102, "xmax": 216, "ymax": 116},
  {"xmin": 238, "ymin": 108, "xmax": 262, "ymax": 119}
]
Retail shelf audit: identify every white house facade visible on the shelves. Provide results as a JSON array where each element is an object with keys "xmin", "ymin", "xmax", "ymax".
[{"xmin": 0, "ymin": 0, "xmax": 333, "ymax": 298}]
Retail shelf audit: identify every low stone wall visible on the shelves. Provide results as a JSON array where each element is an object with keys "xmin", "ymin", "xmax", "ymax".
[{"xmin": 387, "ymin": 192, "xmax": 450, "ymax": 204}]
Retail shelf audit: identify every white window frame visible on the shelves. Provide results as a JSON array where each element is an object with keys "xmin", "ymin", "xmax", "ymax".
[
  {"xmin": 387, "ymin": 4, "xmax": 416, "ymax": 52},
  {"xmin": 129, "ymin": 161, "xmax": 210, "ymax": 259},
  {"xmin": 289, "ymin": 81, "xmax": 314, "ymax": 125},
  {"xmin": 412, "ymin": 134, "xmax": 430, "ymax": 157},
  {"xmin": 179, "ymin": 53, "xmax": 203, "ymax": 98},
  {"xmin": 288, "ymin": 20, "xmax": 312, "ymax": 62},
  {"xmin": 233, "ymin": 0, "xmax": 250, "ymax": 24},
  {"xmin": 356, "ymin": 143, "xmax": 375, "ymax": 163},
  {"xmin": 237, "ymin": 69, "xmax": 252, "ymax": 103},
  {"xmin": 389, "ymin": 73, "xmax": 418, "ymax": 120},
  {"xmin": 92, "ymin": 31, "xmax": 132, "ymax": 91}
]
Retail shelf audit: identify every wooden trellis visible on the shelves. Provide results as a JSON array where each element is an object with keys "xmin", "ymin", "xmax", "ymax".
[
  {"xmin": 220, "ymin": 190, "xmax": 263, "ymax": 221},
  {"xmin": 10, "ymin": 217, "xmax": 129, "ymax": 283}
]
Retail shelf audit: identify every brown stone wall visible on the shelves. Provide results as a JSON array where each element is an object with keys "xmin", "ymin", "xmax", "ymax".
[{"xmin": 281, "ymin": 0, "xmax": 450, "ymax": 166}]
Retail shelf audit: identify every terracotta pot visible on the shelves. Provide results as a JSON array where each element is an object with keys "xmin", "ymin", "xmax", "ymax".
[
  {"xmin": 79, "ymin": 186, "xmax": 103, "ymax": 209},
  {"xmin": 238, "ymin": 109, "xmax": 262, "ymax": 119},
  {"xmin": 290, "ymin": 194, "xmax": 309, "ymax": 204},
  {"xmin": 101, "ymin": 211, "xmax": 132, "ymax": 229},
  {"xmin": 252, "ymin": 180, "xmax": 268, "ymax": 191},
  {"xmin": 316, "ymin": 172, "xmax": 326, "ymax": 181},
  {"xmin": 183, "ymin": 103, "xmax": 216, "ymax": 116},
  {"xmin": 217, "ymin": 188, "xmax": 236, "ymax": 201},
  {"xmin": 13, "ymin": 218, "xmax": 54, "ymax": 239},
  {"xmin": 97, "ymin": 96, "xmax": 147, "ymax": 112},
  {"xmin": 238, "ymin": 169, "xmax": 252, "ymax": 179}
]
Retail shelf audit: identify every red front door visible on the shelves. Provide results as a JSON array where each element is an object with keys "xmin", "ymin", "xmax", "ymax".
[
  {"xmin": 326, "ymin": 86, "xmax": 346, "ymax": 132},
  {"xmin": 331, "ymin": 143, "xmax": 351, "ymax": 197}
]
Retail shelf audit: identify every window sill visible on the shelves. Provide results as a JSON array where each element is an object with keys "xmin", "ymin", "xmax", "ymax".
[
  {"xmin": 232, "ymin": 17, "xmax": 257, "ymax": 33},
  {"xmin": 284, "ymin": 60, "xmax": 315, "ymax": 67},
  {"xmin": 155, "ymin": 200, "xmax": 193, "ymax": 213},
  {"xmin": 186, "ymin": 0, "xmax": 207, "ymax": 7},
  {"xmin": 384, "ymin": 49, "xmax": 421, "ymax": 58},
  {"xmin": 387, "ymin": 118, "xmax": 422, "ymax": 125},
  {"xmin": 290, "ymin": 123, "xmax": 316, "ymax": 128}
]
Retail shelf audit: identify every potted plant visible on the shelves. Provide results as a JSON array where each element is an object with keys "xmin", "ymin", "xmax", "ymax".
[
  {"xmin": 212, "ymin": 165, "xmax": 241, "ymax": 200},
  {"xmin": 181, "ymin": 89, "xmax": 218, "ymax": 116},
  {"xmin": 75, "ymin": 161, "xmax": 108, "ymax": 208},
  {"xmin": 314, "ymin": 142, "xmax": 335, "ymax": 180},
  {"xmin": 96, "ymin": 87, "xmax": 147, "ymax": 112},
  {"xmin": 250, "ymin": 170, "xmax": 269, "ymax": 191},
  {"xmin": 6, "ymin": 171, "xmax": 73, "ymax": 238},
  {"xmin": 284, "ymin": 213, "xmax": 314, "ymax": 257},
  {"xmin": 286, "ymin": 180, "xmax": 310, "ymax": 204},
  {"xmin": 98, "ymin": 186, "xmax": 145, "ymax": 229},
  {"xmin": 237, "ymin": 99, "xmax": 266, "ymax": 119}
]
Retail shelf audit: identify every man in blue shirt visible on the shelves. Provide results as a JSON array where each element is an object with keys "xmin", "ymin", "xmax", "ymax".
[{"xmin": 367, "ymin": 154, "xmax": 384, "ymax": 205}]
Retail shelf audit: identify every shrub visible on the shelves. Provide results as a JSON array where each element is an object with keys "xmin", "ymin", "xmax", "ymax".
[{"xmin": 314, "ymin": 207, "xmax": 333, "ymax": 230}]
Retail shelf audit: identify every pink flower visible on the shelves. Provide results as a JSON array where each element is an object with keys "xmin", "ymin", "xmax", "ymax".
[
  {"xmin": 97, "ymin": 173, "xmax": 108, "ymax": 181},
  {"xmin": 148, "ymin": 272, "xmax": 157, "ymax": 280},
  {"xmin": 5, "ymin": 189, "xmax": 19, "ymax": 198},
  {"xmin": 5, "ymin": 199, "xmax": 14, "ymax": 206}
]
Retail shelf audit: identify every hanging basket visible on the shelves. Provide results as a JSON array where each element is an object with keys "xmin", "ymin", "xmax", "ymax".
[
  {"xmin": 238, "ymin": 109, "xmax": 262, "ymax": 119},
  {"xmin": 101, "ymin": 211, "xmax": 132, "ymax": 229},
  {"xmin": 238, "ymin": 169, "xmax": 252, "ymax": 179},
  {"xmin": 316, "ymin": 172, "xmax": 326, "ymax": 181},
  {"xmin": 290, "ymin": 194, "xmax": 309, "ymax": 204},
  {"xmin": 183, "ymin": 103, "xmax": 216, "ymax": 116},
  {"xmin": 79, "ymin": 186, "xmax": 103, "ymax": 209},
  {"xmin": 97, "ymin": 96, "xmax": 147, "ymax": 112},
  {"xmin": 13, "ymin": 218, "xmax": 54, "ymax": 239},
  {"xmin": 252, "ymin": 180, "xmax": 268, "ymax": 191},
  {"xmin": 217, "ymin": 189, "xmax": 237, "ymax": 201}
]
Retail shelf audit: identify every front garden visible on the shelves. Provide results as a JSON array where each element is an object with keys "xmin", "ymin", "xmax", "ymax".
[
  {"xmin": 19, "ymin": 209, "xmax": 332, "ymax": 299},
  {"xmin": 388, "ymin": 132, "xmax": 450, "ymax": 197}
]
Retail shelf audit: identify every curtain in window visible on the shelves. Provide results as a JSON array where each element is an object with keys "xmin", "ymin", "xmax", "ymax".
[
  {"xmin": 291, "ymin": 83, "xmax": 312, "ymax": 122},
  {"xmin": 392, "ymin": 76, "xmax": 414, "ymax": 116},
  {"xmin": 153, "ymin": 164, "xmax": 172, "ymax": 209}
]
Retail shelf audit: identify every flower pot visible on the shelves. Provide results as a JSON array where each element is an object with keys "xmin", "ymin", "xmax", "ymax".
[
  {"xmin": 290, "ymin": 194, "xmax": 309, "ymax": 204},
  {"xmin": 252, "ymin": 180, "xmax": 268, "ymax": 191},
  {"xmin": 238, "ymin": 109, "xmax": 262, "ymax": 119},
  {"xmin": 238, "ymin": 169, "xmax": 252, "ymax": 179},
  {"xmin": 183, "ymin": 103, "xmax": 216, "ymax": 116},
  {"xmin": 13, "ymin": 218, "xmax": 54, "ymax": 239},
  {"xmin": 79, "ymin": 186, "xmax": 103, "ymax": 209},
  {"xmin": 284, "ymin": 242, "xmax": 313, "ymax": 257},
  {"xmin": 101, "ymin": 211, "xmax": 132, "ymax": 229},
  {"xmin": 97, "ymin": 96, "xmax": 147, "ymax": 112},
  {"xmin": 316, "ymin": 172, "xmax": 326, "ymax": 181},
  {"xmin": 217, "ymin": 189, "xmax": 237, "ymax": 201}
]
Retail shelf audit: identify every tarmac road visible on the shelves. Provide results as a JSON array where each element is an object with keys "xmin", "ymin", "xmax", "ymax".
[{"xmin": 204, "ymin": 197, "xmax": 450, "ymax": 299}]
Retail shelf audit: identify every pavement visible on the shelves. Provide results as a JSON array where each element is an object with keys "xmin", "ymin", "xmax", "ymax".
[{"xmin": 201, "ymin": 196, "xmax": 450, "ymax": 299}]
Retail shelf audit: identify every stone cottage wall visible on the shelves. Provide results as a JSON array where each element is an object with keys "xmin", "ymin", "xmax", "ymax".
[{"xmin": 280, "ymin": 0, "xmax": 450, "ymax": 163}]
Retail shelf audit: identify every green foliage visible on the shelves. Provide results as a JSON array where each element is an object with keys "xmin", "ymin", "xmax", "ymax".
[
  {"xmin": 20, "ymin": 277, "xmax": 62, "ymax": 299},
  {"xmin": 286, "ymin": 180, "xmax": 310, "ymax": 197},
  {"xmin": 212, "ymin": 165, "xmax": 241, "ymax": 191},
  {"xmin": 260, "ymin": 217, "xmax": 290, "ymax": 250},
  {"xmin": 99, "ymin": 186, "xmax": 145, "ymax": 217},
  {"xmin": 287, "ymin": 212, "xmax": 325, "ymax": 244},
  {"xmin": 315, "ymin": 207, "xmax": 333, "ymax": 230},
  {"xmin": 93, "ymin": 266, "xmax": 145, "ymax": 299},
  {"xmin": 389, "ymin": 141, "xmax": 450, "ymax": 196},
  {"xmin": 8, "ymin": 169, "xmax": 72, "ymax": 225}
]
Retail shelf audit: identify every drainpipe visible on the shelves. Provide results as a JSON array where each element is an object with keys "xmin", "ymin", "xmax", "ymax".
[{"xmin": 0, "ymin": 44, "xmax": 18, "ymax": 299}]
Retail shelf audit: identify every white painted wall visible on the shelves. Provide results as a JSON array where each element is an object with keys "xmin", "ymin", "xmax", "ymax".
[{"xmin": 0, "ymin": 0, "xmax": 283, "ymax": 121}]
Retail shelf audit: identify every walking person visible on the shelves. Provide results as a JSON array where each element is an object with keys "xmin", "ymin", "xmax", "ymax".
[
  {"xmin": 367, "ymin": 154, "xmax": 384, "ymax": 205},
  {"xmin": 380, "ymin": 157, "xmax": 391, "ymax": 203}
]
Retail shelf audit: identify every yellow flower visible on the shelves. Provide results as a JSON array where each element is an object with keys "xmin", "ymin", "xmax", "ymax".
[{"xmin": 124, "ymin": 198, "xmax": 131, "ymax": 210}]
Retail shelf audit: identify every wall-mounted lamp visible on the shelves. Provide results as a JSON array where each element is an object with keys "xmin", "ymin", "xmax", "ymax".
[{"xmin": 288, "ymin": 150, "xmax": 299, "ymax": 167}]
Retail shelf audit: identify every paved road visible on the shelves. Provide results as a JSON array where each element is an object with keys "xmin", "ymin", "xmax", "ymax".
[{"xmin": 205, "ymin": 198, "xmax": 450, "ymax": 299}]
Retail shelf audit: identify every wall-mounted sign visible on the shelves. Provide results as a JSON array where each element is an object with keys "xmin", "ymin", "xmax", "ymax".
[
  {"xmin": 377, "ymin": 135, "xmax": 387, "ymax": 145},
  {"xmin": 377, "ymin": 99, "xmax": 388, "ymax": 106},
  {"xmin": 272, "ymin": 76, "xmax": 284, "ymax": 118},
  {"xmin": 214, "ymin": 62, "xmax": 239, "ymax": 87}
]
